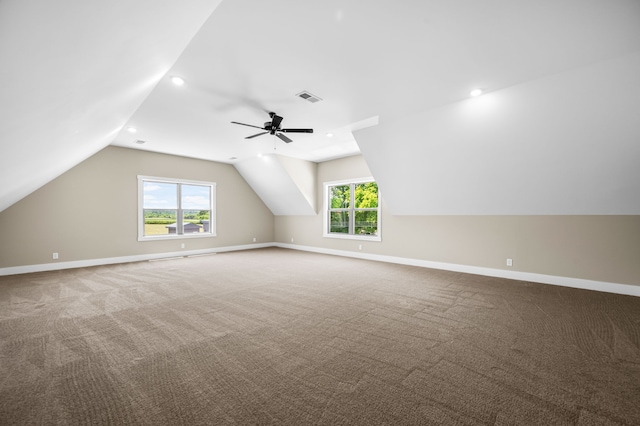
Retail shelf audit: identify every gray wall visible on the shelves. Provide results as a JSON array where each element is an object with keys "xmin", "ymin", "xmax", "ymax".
[
  {"xmin": 274, "ymin": 155, "xmax": 640, "ymax": 287},
  {"xmin": 0, "ymin": 146, "xmax": 274, "ymax": 268}
]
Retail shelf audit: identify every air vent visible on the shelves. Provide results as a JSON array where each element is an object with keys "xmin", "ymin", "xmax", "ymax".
[{"xmin": 296, "ymin": 91, "xmax": 322, "ymax": 103}]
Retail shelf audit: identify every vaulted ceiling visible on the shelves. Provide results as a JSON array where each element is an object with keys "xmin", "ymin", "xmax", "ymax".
[{"xmin": 1, "ymin": 0, "xmax": 639, "ymax": 214}]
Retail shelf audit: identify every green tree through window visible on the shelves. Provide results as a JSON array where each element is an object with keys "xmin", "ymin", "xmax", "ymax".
[{"xmin": 327, "ymin": 181, "xmax": 379, "ymax": 237}]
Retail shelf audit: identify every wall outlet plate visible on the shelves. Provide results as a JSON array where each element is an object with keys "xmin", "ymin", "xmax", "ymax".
[{"xmin": 507, "ymin": 258, "xmax": 513, "ymax": 267}]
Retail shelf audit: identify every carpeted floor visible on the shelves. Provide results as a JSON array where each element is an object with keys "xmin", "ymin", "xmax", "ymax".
[{"xmin": 1, "ymin": 247, "xmax": 639, "ymax": 425}]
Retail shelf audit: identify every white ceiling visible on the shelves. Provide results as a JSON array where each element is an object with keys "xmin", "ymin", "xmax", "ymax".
[
  {"xmin": 1, "ymin": 0, "xmax": 640, "ymax": 214},
  {"xmin": 0, "ymin": 0, "xmax": 222, "ymax": 213},
  {"xmin": 356, "ymin": 51, "xmax": 640, "ymax": 214}
]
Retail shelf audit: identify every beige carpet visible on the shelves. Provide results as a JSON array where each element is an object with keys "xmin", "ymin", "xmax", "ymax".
[{"xmin": 1, "ymin": 247, "xmax": 639, "ymax": 425}]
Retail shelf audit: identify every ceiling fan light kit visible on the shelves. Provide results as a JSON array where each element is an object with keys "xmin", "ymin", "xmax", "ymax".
[{"xmin": 231, "ymin": 112, "xmax": 313, "ymax": 144}]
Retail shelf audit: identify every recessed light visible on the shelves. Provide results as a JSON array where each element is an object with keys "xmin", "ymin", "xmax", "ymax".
[
  {"xmin": 126, "ymin": 126, "xmax": 137, "ymax": 133},
  {"xmin": 470, "ymin": 89, "xmax": 483, "ymax": 97},
  {"xmin": 257, "ymin": 153, "xmax": 263, "ymax": 158},
  {"xmin": 171, "ymin": 76, "xmax": 185, "ymax": 86},
  {"xmin": 326, "ymin": 133, "xmax": 334, "ymax": 138}
]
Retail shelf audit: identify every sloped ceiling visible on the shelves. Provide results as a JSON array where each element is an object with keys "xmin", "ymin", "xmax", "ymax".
[
  {"xmin": 234, "ymin": 155, "xmax": 317, "ymax": 216},
  {"xmin": 1, "ymin": 0, "xmax": 640, "ymax": 215},
  {"xmin": 0, "ymin": 0, "xmax": 222, "ymax": 213},
  {"xmin": 355, "ymin": 52, "xmax": 640, "ymax": 215}
]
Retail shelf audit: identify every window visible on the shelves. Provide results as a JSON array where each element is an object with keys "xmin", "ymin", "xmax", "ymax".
[
  {"xmin": 138, "ymin": 176, "xmax": 216, "ymax": 241},
  {"xmin": 324, "ymin": 178, "xmax": 380, "ymax": 241}
]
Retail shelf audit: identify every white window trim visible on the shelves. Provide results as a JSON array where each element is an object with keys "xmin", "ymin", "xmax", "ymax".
[
  {"xmin": 137, "ymin": 175, "xmax": 216, "ymax": 242},
  {"xmin": 323, "ymin": 177, "xmax": 381, "ymax": 242}
]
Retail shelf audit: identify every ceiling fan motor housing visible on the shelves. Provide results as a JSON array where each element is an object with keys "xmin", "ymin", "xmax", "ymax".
[
  {"xmin": 264, "ymin": 122, "xmax": 276, "ymax": 134},
  {"xmin": 231, "ymin": 111, "xmax": 312, "ymax": 142}
]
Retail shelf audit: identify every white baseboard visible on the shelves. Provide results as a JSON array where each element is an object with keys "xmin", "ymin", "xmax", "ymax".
[
  {"xmin": 2, "ymin": 242, "xmax": 638, "ymax": 298},
  {"xmin": 0, "ymin": 243, "xmax": 272, "ymax": 276},
  {"xmin": 275, "ymin": 243, "xmax": 640, "ymax": 297}
]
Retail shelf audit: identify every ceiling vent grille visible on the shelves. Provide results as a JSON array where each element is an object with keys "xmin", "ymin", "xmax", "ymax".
[{"xmin": 296, "ymin": 91, "xmax": 322, "ymax": 103}]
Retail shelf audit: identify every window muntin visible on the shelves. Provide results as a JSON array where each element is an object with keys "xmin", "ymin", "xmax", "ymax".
[
  {"xmin": 324, "ymin": 179, "xmax": 380, "ymax": 241},
  {"xmin": 138, "ymin": 176, "xmax": 215, "ymax": 240}
]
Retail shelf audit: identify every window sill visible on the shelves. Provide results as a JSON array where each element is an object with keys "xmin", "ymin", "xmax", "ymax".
[
  {"xmin": 138, "ymin": 233, "xmax": 217, "ymax": 242},
  {"xmin": 323, "ymin": 233, "xmax": 381, "ymax": 242}
]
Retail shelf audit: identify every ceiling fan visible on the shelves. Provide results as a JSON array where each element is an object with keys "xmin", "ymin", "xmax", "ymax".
[{"xmin": 231, "ymin": 112, "xmax": 313, "ymax": 143}]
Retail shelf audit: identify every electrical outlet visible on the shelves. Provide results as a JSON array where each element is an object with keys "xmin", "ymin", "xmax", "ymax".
[
  {"xmin": 253, "ymin": 237, "xmax": 257, "ymax": 242},
  {"xmin": 291, "ymin": 238, "xmax": 294, "ymax": 243},
  {"xmin": 358, "ymin": 244, "xmax": 362, "ymax": 250},
  {"xmin": 181, "ymin": 243, "xmax": 185, "ymax": 249},
  {"xmin": 506, "ymin": 258, "xmax": 513, "ymax": 267},
  {"xmin": 52, "ymin": 252, "xmax": 59, "ymax": 260}
]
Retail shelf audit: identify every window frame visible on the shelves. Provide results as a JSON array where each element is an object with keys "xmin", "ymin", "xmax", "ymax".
[
  {"xmin": 137, "ymin": 175, "xmax": 216, "ymax": 241},
  {"xmin": 323, "ymin": 177, "xmax": 381, "ymax": 242}
]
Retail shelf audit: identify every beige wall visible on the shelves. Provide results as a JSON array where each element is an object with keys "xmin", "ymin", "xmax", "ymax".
[
  {"xmin": 274, "ymin": 155, "xmax": 640, "ymax": 287},
  {"xmin": 2, "ymin": 149, "xmax": 639, "ymax": 288},
  {"xmin": 0, "ymin": 146, "xmax": 274, "ymax": 268}
]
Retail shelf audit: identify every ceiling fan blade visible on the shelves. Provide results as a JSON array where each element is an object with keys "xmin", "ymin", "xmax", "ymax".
[
  {"xmin": 276, "ymin": 133, "xmax": 293, "ymax": 143},
  {"xmin": 280, "ymin": 128, "xmax": 314, "ymax": 134},
  {"xmin": 245, "ymin": 132, "xmax": 269, "ymax": 139},
  {"xmin": 231, "ymin": 121, "xmax": 265, "ymax": 130},
  {"xmin": 271, "ymin": 114, "xmax": 283, "ymax": 129}
]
